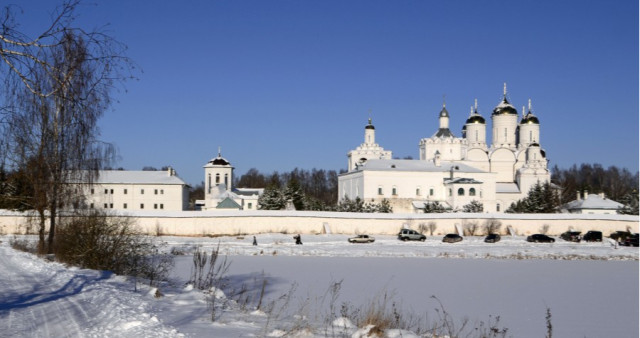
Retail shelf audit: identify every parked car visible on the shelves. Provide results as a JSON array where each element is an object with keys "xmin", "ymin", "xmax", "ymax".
[
  {"xmin": 620, "ymin": 233, "xmax": 639, "ymax": 247},
  {"xmin": 348, "ymin": 234, "xmax": 375, "ymax": 243},
  {"xmin": 484, "ymin": 234, "xmax": 501, "ymax": 243},
  {"xmin": 526, "ymin": 234, "xmax": 555, "ymax": 243},
  {"xmin": 560, "ymin": 231, "xmax": 582, "ymax": 243},
  {"xmin": 442, "ymin": 233, "xmax": 463, "ymax": 243},
  {"xmin": 398, "ymin": 229, "xmax": 426, "ymax": 241},
  {"xmin": 610, "ymin": 231, "xmax": 632, "ymax": 243},
  {"xmin": 582, "ymin": 231, "xmax": 603, "ymax": 242}
]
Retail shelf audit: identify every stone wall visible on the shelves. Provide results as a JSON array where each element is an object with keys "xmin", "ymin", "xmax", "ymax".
[{"xmin": 1, "ymin": 210, "xmax": 637, "ymax": 237}]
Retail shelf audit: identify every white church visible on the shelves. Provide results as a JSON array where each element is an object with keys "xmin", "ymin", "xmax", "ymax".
[{"xmin": 338, "ymin": 85, "xmax": 551, "ymax": 213}]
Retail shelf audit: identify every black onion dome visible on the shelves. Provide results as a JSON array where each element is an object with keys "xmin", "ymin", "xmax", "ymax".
[
  {"xmin": 365, "ymin": 118, "xmax": 375, "ymax": 130},
  {"xmin": 492, "ymin": 98, "xmax": 518, "ymax": 116},
  {"xmin": 520, "ymin": 113, "xmax": 540, "ymax": 124},
  {"xmin": 466, "ymin": 114, "xmax": 486, "ymax": 124},
  {"xmin": 210, "ymin": 157, "xmax": 230, "ymax": 165},
  {"xmin": 439, "ymin": 106, "xmax": 449, "ymax": 117}
]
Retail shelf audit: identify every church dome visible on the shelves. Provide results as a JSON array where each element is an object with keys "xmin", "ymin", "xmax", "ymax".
[
  {"xmin": 492, "ymin": 98, "xmax": 518, "ymax": 116},
  {"xmin": 365, "ymin": 117, "xmax": 375, "ymax": 130},
  {"xmin": 466, "ymin": 114, "xmax": 486, "ymax": 124},
  {"xmin": 520, "ymin": 113, "xmax": 539, "ymax": 124},
  {"xmin": 439, "ymin": 106, "xmax": 449, "ymax": 117}
]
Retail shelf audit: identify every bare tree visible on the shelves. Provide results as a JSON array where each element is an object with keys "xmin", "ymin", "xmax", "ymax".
[
  {"xmin": 1, "ymin": 1, "xmax": 133, "ymax": 252},
  {"xmin": 483, "ymin": 219, "xmax": 502, "ymax": 235}
]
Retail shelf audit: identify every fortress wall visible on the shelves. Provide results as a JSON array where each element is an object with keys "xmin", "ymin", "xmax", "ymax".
[{"xmin": 1, "ymin": 210, "xmax": 637, "ymax": 237}]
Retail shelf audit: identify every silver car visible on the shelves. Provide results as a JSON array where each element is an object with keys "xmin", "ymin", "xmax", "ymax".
[{"xmin": 348, "ymin": 234, "xmax": 375, "ymax": 243}]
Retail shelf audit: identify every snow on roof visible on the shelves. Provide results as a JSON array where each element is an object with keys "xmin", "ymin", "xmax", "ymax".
[
  {"xmin": 93, "ymin": 170, "xmax": 187, "ymax": 185},
  {"xmin": 496, "ymin": 183, "xmax": 520, "ymax": 193},
  {"xmin": 235, "ymin": 188, "xmax": 264, "ymax": 196},
  {"xmin": 445, "ymin": 177, "xmax": 483, "ymax": 184},
  {"xmin": 564, "ymin": 194, "xmax": 624, "ymax": 211},
  {"xmin": 351, "ymin": 159, "xmax": 486, "ymax": 173}
]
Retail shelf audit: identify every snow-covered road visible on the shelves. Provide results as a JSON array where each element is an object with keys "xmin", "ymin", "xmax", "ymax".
[{"xmin": 0, "ymin": 243, "xmax": 180, "ymax": 338}]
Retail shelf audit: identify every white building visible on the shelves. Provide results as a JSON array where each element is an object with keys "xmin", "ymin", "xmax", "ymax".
[
  {"xmin": 79, "ymin": 168, "xmax": 189, "ymax": 211},
  {"xmin": 339, "ymin": 84, "xmax": 551, "ymax": 213},
  {"xmin": 201, "ymin": 150, "xmax": 262, "ymax": 211},
  {"xmin": 562, "ymin": 191, "xmax": 624, "ymax": 214}
]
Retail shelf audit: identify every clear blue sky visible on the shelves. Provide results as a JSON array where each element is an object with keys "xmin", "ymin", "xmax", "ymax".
[{"xmin": 13, "ymin": 0, "xmax": 639, "ymax": 186}]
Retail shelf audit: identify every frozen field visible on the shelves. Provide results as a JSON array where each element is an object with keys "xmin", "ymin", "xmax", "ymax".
[{"xmin": 0, "ymin": 233, "xmax": 638, "ymax": 337}]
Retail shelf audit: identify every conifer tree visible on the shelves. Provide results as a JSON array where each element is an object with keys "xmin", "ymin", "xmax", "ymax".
[{"xmin": 258, "ymin": 185, "xmax": 285, "ymax": 210}]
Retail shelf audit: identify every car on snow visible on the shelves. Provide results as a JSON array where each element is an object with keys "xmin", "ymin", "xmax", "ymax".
[
  {"xmin": 442, "ymin": 234, "xmax": 463, "ymax": 243},
  {"xmin": 560, "ymin": 231, "xmax": 582, "ymax": 243},
  {"xmin": 582, "ymin": 231, "xmax": 603, "ymax": 242},
  {"xmin": 398, "ymin": 229, "xmax": 426, "ymax": 241},
  {"xmin": 484, "ymin": 234, "xmax": 501, "ymax": 243},
  {"xmin": 526, "ymin": 234, "xmax": 555, "ymax": 243},
  {"xmin": 610, "ymin": 231, "xmax": 632, "ymax": 243},
  {"xmin": 620, "ymin": 233, "xmax": 639, "ymax": 247},
  {"xmin": 348, "ymin": 234, "xmax": 375, "ymax": 243}
]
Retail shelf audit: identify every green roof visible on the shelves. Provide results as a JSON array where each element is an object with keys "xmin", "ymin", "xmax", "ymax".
[{"xmin": 216, "ymin": 197, "xmax": 241, "ymax": 209}]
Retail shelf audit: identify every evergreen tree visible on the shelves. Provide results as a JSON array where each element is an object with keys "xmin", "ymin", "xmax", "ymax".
[
  {"xmin": 462, "ymin": 200, "xmax": 484, "ymax": 213},
  {"xmin": 506, "ymin": 182, "xmax": 560, "ymax": 213},
  {"xmin": 258, "ymin": 185, "xmax": 285, "ymax": 210},
  {"xmin": 283, "ymin": 178, "xmax": 305, "ymax": 210},
  {"xmin": 423, "ymin": 201, "xmax": 451, "ymax": 213},
  {"xmin": 618, "ymin": 190, "xmax": 639, "ymax": 215}
]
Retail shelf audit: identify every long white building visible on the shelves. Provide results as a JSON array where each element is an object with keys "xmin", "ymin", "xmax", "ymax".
[{"xmin": 338, "ymin": 85, "xmax": 551, "ymax": 213}]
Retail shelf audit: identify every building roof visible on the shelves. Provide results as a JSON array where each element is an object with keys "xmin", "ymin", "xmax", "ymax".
[
  {"xmin": 433, "ymin": 128, "xmax": 455, "ymax": 138},
  {"xmin": 216, "ymin": 197, "xmax": 242, "ymax": 209},
  {"xmin": 444, "ymin": 177, "xmax": 483, "ymax": 184},
  {"xmin": 492, "ymin": 97, "xmax": 518, "ymax": 116},
  {"xmin": 92, "ymin": 170, "xmax": 187, "ymax": 185},
  {"xmin": 520, "ymin": 112, "xmax": 540, "ymax": 125},
  {"xmin": 563, "ymin": 194, "xmax": 624, "ymax": 211},
  {"xmin": 235, "ymin": 188, "xmax": 264, "ymax": 197},
  {"xmin": 350, "ymin": 159, "xmax": 486, "ymax": 174},
  {"xmin": 496, "ymin": 182, "xmax": 520, "ymax": 193}
]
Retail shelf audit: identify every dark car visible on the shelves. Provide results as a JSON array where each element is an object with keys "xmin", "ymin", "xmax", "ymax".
[
  {"xmin": 621, "ymin": 233, "xmax": 639, "ymax": 247},
  {"xmin": 398, "ymin": 229, "xmax": 426, "ymax": 241},
  {"xmin": 526, "ymin": 234, "xmax": 555, "ymax": 243},
  {"xmin": 610, "ymin": 231, "xmax": 632, "ymax": 243},
  {"xmin": 560, "ymin": 231, "xmax": 582, "ymax": 243},
  {"xmin": 442, "ymin": 233, "xmax": 463, "ymax": 243},
  {"xmin": 484, "ymin": 234, "xmax": 501, "ymax": 243},
  {"xmin": 582, "ymin": 231, "xmax": 602, "ymax": 242}
]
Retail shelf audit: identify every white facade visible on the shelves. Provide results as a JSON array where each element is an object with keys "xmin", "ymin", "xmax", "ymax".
[
  {"xmin": 79, "ymin": 168, "xmax": 189, "ymax": 211},
  {"xmin": 562, "ymin": 191, "xmax": 624, "ymax": 215},
  {"xmin": 339, "ymin": 85, "xmax": 551, "ymax": 213}
]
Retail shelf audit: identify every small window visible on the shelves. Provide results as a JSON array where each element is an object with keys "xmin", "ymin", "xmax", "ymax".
[
  {"xmin": 378, "ymin": 187, "xmax": 383, "ymax": 195},
  {"xmin": 392, "ymin": 187, "xmax": 397, "ymax": 195},
  {"xmin": 104, "ymin": 203, "xmax": 108, "ymax": 208},
  {"xmin": 430, "ymin": 188, "xmax": 434, "ymax": 196},
  {"xmin": 469, "ymin": 188, "xmax": 476, "ymax": 196},
  {"xmin": 123, "ymin": 203, "xmax": 127, "ymax": 209},
  {"xmin": 124, "ymin": 189, "xmax": 128, "ymax": 195},
  {"xmin": 416, "ymin": 188, "xmax": 421, "ymax": 196},
  {"xmin": 90, "ymin": 203, "xmax": 94, "ymax": 209},
  {"xmin": 449, "ymin": 189, "xmax": 452, "ymax": 196},
  {"xmin": 154, "ymin": 204, "xmax": 158, "ymax": 209},
  {"xmin": 457, "ymin": 188, "xmax": 464, "ymax": 196},
  {"xmin": 91, "ymin": 188, "xmax": 94, "ymax": 194},
  {"xmin": 248, "ymin": 203, "xmax": 253, "ymax": 209},
  {"xmin": 154, "ymin": 189, "xmax": 158, "ymax": 195},
  {"xmin": 110, "ymin": 189, "xmax": 114, "ymax": 194},
  {"xmin": 141, "ymin": 189, "xmax": 145, "ymax": 194},
  {"xmin": 110, "ymin": 203, "xmax": 113, "ymax": 209},
  {"xmin": 160, "ymin": 204, "xmax": 164, "ymax": 209},
  {"xmin": 140, "ymin": 204, "xmax": 144, "ymax": 209},
  {"xmin": 104, "ymin": 189, "xmax": 108, "ymax": 194},
  {"xmin": 496, "ymin": 203, "xmax": 500, "ymax": 212},
  {"xmin": 160, "ymin": 189, "xmax": 164, "ymax": 195}
]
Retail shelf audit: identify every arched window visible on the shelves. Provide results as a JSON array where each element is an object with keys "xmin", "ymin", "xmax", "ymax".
[
  {"xmin": 457, "ymin": 188, "xmax": 465, "ymax": 196},
  {"xmin": 215, "ymin": 173, "xmax": 220, "ymax": 184},
  {"xmin": 224, "ymin": 173, "xmax": 228, "ymax": 187},
  {"xmin": 392, "ymin": 187, "xmax": 397, "ymax": 195},
  {"xmin": 469, "ymin": 188, "xmax": 476, "ymax": 196},
  {"xmin": 497, "ymin": 203, "xmax": 501, "ymax": 212},
  {"xmin": 208, "ymin": 174, "xmax": 211, "ymax": 193},
  {"xmin": 416, "ymin": 187, "xmax": 421, "ymax": 196}
]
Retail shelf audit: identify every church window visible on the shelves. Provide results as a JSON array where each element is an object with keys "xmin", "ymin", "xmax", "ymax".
[
  {"xmin": 123, "ymin": 203, "xmax": 127, "ymax": 209},
  {"xmin": 91, "ymin": 188, "xmax": 94, "ymax": 194},
  {"xmin": 90, "ymin": 203, "xmax": 94, "ymax": 208},
  {"xmin": 248, "ymin": 203, "xmax": 253, "ymax": 209},
  {"xmin": 154, "ymin": 204, "xmax": 158, "ymax": 209},
  {"xmin": 104, "ymin": 203, "xmax": 108, "ymax": 208},
  {"xmin": 429, "ymin": 188, "xmax": 434, "ymax": 196},
  {"xmin": 416, "ymin": 188, "xmax": 421, "ymax": 196},
  {"xmin": 208, "ymin": 174, "xmax": 211, "ymax": 193},
  {"xmin": 392, "ymin": 187, "xmax": 397, "ymax": 195},
  {"xmin": 529, "ymin": 130, "xmax": 532, "ymax": 142},
  {"xmin": 141, "ymin": 189, "xmax": 145, "ymax": 194},
  {"xmin": 110, "ymin": 189, "xmax": 114, "ymax": 194},
  {"xmin": 225, "ymin": 174, "xmax": 229, "ymax": 187},
  {"xmin": 124, "ymin": 189, "xmax": 127, "ymax": 194},
  {"xmin": 104, "ymin": 189, "xmax": 108, "ymax": 194},
  {"xmin": 378, "ymin": 187, "xmax": 383, "ymax": 195},
  {"xmin": 457, "ymin": 188, "xmax": 464, "ymax": 196},
  {"xmin": 154, "ymin": 189, "xmax": 158, "ymax": 195},
  {"xmin": 109, "ymin": 203, "xmax": 113, "ymax": 209},
  {"xmin": 496, "ymin": 203, "xmax": 500, "ymax": 212},
  {"xmin": 160, "ymin": 204, "xmax": 164, "ymax": 209},
  {"xmin": 140, "ymin": 203, "xmax": 144, "ymax": 209},
  {"xmin": 469, "ymin": 188, "xmax": 476, "ymax": 196},
  {"xmin": 449, "ymin": 189, "xmax": 452, "ymax": 196},
  {"xmin": 216, "ymin": 173, "xmax": 220, "ymax": 184}
]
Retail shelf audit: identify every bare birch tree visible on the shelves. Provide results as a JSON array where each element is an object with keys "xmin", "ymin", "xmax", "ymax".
[{"xmin": 1, "ymin": 1, "xmax": 133, "ymax": 252}]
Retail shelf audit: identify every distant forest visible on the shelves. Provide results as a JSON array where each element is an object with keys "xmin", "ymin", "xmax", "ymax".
[{"xmin": 186, "ymin": 163, "xmax": 639, "ymax": 211}]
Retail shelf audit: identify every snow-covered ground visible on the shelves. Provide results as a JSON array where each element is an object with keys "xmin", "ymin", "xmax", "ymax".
[{"xmin": 0, "ymin": 233, "xmax": 638, "ymax": 337}]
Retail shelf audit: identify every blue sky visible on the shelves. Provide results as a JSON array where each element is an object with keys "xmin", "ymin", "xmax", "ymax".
[{"xmin": 13, "ymin": 0, "xmax": 639, "ymax": 186}]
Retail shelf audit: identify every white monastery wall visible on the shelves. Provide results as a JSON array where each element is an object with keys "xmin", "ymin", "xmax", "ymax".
[{"xmin": 1, "ymin": 210, "xmax": 637, "ymax": 238}]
